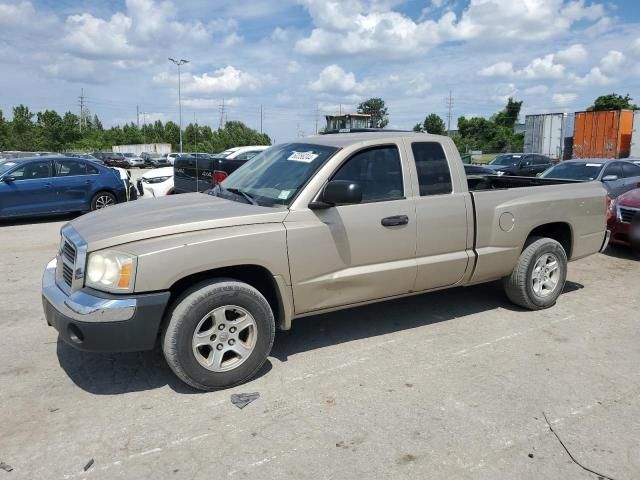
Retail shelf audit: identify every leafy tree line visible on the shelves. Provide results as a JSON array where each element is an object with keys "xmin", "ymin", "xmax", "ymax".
[
  {"xmin": 0, "ymin": 105, "xmax": 271, "ymax": 153},
  {"xmin": 413, "ymin": 98, "xmax": 525, "ymax": 152}
]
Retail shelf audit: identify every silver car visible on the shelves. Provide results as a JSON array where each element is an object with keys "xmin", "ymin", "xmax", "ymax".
[
  {"xmin": 123, "ymin": 153, "xmax": 145, "ymax": 168},
  {"xmin": 541, "ymin": 159, "xmax": 640, "ymax": 198}
]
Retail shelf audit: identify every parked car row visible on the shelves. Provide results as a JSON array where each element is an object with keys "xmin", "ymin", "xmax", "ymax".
[{"xmin": 0, "ymin": 156, "xmax": 130, "ymax": 219}]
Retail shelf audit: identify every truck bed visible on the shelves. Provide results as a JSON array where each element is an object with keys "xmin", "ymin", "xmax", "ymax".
[
  {"xmin": 467, "ymin": 175, "xmax": 582, "ymax": 191},
  {"xmin": 465, "ymin": 177, "xmax": 607, "ymax": 285}
]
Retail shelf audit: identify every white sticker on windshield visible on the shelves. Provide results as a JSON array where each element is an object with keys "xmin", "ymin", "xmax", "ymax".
[
  {"xmin": 512, "ymin": 155, "xmax": 521, "ymax": 158},
  {"xmin": 278, "ymin": 190, "xmax": 291, "ymax": 200},
  {"xmin": 586, "ymin": 163, "xmax": 601, "ymax": 167},
  {"xmin": 288, "ymin": 151, "xmax": 318, "ymax": 163}
]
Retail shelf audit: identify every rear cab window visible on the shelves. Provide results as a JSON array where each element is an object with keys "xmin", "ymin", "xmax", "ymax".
[{"xmin": 411, "ymin": 142, "xmax": 453, "ymax": 196}]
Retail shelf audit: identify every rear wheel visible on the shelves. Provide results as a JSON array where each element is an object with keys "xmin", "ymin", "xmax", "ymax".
[
  {"xmin": 91, "ymin": 191, "xmax": 116, "ymax": 210},
  {"xmin": 162, "ymin": 279, "xmax": 275, "ymax": 391},
  {"xmin": 503, "ymin": 236, "xmax": 567, "ymax": 310}
]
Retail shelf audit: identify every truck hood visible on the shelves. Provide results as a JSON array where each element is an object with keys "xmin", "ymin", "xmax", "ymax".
[{"xmin": 68, "ymin": 193, "xmax": 289, "ymax": 251}]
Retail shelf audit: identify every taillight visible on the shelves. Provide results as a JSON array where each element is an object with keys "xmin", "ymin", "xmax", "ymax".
[{"xmin": 212, "ymin": 170, "xmax": 227, "ymax": 186}]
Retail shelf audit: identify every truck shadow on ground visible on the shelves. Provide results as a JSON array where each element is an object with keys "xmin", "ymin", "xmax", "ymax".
[
  {"xmin": 56, "ymin": 279, "xmax": 584, "ymax": 395},
  {"xmin": 603, "ymin": 244, "xmax": 639, "ymax": 261},
  {"xmin": 0, "ymin": 213, "xmax": 79, "ymax": 227}
]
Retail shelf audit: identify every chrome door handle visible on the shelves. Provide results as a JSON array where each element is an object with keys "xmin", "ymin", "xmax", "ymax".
[{"xmin": 381, "ymin": 215, "xmax": 409, "ymax": 227}]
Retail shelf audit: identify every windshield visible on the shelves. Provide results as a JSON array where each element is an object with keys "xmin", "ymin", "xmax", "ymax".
[
  {"xmin": 540, "ymin": 162, "xmax": 604, "ymax": 180},
  {"xmin": 0, "ymin": 161, "xmax": 18, "ymax": 176},
  {"xmin": 218, "ymin": 143, "xmax": 339, "ymax": 206},
  {"xmin": 490, "ymin": 154, "xmax": 522, "ymax": 166},
  {"xmin": 213, "ymin": 150, "xmax": 235, "ymax": 159}
]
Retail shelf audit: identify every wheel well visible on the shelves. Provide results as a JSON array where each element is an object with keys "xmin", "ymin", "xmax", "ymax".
[
  {"xmin": 167, "ymin": 265, "xmax": 284, "ymax": 328},
  {"xmin": 527, "ymin": 222, "xmax": 573, "ymax": 258}
]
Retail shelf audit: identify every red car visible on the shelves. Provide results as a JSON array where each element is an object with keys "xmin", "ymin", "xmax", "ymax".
[{"xmin": 607, "ymin": 187, "xmax": 640, "ymax": 250}]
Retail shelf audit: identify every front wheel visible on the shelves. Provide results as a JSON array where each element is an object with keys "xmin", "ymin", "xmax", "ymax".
[
  {"xmin": 503, "ymin": 236, "xmax": 567, "ymax": 310},
  {"xmin": 162, "ymin": 279, "xmax": 275, "ymax": 391},
  {"xmin": 91, "ymin": 191, "xmax": 116, "ymax": 210}
]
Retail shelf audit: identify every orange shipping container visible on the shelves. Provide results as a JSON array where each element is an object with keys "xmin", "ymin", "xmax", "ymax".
[{"xmin": 572, "ymin": 109, "xmax": 634, "ymax": 159}]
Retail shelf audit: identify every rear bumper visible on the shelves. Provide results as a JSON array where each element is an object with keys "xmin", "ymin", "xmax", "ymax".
[
  {"xmin": 42, "ymin": 258, "xmax": 170, "ymax": 353},
  {"xmin": 600, "ymin": 229, "xmax": 611, "ymax": 252}
]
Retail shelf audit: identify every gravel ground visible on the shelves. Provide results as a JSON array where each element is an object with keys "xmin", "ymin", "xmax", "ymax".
[{"xmin": 0, "ymin": 214, "xmax": 639, "ymax": 479}]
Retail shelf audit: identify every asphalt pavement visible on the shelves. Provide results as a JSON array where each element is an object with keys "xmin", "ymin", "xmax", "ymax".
[{"xmin": 1, "ymin": 215, "xmax": 639, "ymax": 479}]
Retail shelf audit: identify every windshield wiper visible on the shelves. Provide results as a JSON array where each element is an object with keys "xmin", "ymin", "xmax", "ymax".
[{"xmin": 224, "ymin": 187, "xmax": 258, "ymax": 205}]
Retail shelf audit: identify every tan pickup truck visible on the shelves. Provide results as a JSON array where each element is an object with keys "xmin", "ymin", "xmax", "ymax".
[{"xmin": 42, "ymin": 132, "xmax": 609, "ymax": 391}]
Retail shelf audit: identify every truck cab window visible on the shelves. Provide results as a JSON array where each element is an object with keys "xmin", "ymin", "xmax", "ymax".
[
  {"xmin": 411, "ymin": 142, "xmax": 452, "ymax": 195},
  {"xmin": 332, "ymin": 145, "xmax": 403, "ymax": 203}
]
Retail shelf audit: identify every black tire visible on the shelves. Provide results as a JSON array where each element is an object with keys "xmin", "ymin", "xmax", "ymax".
[
  {"xmin": 503, "ymin": 236, "xmax": 568, "ymax": 310},
  {"xmin": 162, "ymin": 279, "xmax": 275, "ymax": 391},
  {"xmin": 90, "ymin": 191, "xmax": 117, "ymax": 210}
]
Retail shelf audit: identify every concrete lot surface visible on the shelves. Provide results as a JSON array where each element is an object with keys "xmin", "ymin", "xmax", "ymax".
[{"xmin": 1, "ymin": 214, "xmax": 639, "ymax": 479}]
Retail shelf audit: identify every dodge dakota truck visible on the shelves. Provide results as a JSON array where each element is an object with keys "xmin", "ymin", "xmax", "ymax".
[{"xmin": 42, "ymin": 132, "xmax": 609, "ymax": 391}]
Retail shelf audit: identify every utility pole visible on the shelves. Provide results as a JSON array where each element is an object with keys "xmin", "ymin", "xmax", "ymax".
[
  {"xmin": 314, "ymin": 104, "xmax": 320, "ymax": 134},
  {"xmin": 445, "ymin": 90, "xmax": 454, "ymax": 135},
  {"xmin": 136, "ymin": 105, "xmax": 140, "ymax": 128},
  {"xmin": 260, "ymin": 104, "xmax": 263, "ymax": 134},
  {"xmin": 78, "ymin": 88, "xmax": 85, "ymax": 133},
  {"xmin": 219, "ymin": 98, "xmax": 226, "ymax": 130},
  {"xmin": 168, "ymin": 57, "xmax": 189, "ymax": 153},
  {"xmin": 194, "ymin": 113, "xmax": 198, "ymax": 154},
  {"xmin": 141, "ymin": 111, "xmax": 147, "ymax": 146},
  {"xmin": 339, "ymin": 103, "xmax": 342, "ymax": 115}
]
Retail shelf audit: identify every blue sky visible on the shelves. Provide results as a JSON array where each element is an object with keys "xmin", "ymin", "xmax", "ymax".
[{"xmin": 2, "ymin": 0, "xmax": 640, "ymax": 142}]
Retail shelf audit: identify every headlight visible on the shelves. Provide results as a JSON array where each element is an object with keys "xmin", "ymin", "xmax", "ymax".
[
  {"xmin": 143, "ymin": 175, "xmax": 171, "ymax": 184},
  {"xmin": 85, "ymin": 250, "xmax": 137, "ymax": 293}
]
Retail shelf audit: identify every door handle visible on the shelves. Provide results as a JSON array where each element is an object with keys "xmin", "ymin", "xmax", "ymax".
[{"xmin": 381, "ymin": 215, "xmax": 409, "ymax": 227}]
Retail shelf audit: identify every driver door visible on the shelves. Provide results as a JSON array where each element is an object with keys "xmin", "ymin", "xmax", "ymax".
[{"xmin": 285, "ymin": 144, "xmax": 417, "ymax": 314}]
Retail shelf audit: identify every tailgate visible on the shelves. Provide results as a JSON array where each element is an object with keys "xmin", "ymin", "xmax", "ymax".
[{"xmin": 173, "ymin": 157, "xmax": 197, "ymax": 193}]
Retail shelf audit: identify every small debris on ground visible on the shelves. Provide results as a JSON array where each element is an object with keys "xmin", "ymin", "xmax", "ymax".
[
  {"xmin": 0, "ymin": 461, "xmax": 13, "ymax": 472},
  {"xmin": 48, "ymin": 407, "xmax": 59, "ymax": 413},
  {"xmin": 84, "ymin": 459, "xmax": 94, "ymax": 472},
  {"xmin": 231, "ymin": 392, "xmax": 260, "ymax": 409},
  {"xmin": 528, "ymin": 453, "xmax": 534, "ymax": 458}
]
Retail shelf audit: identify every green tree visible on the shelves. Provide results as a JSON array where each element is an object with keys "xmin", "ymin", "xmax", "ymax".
[
  {"xmin": 414, "ymin": 113, "xmax": 446, "ymax": 134},
  {"xmin": 587, "ymin": 93, "xmax": 638, "ymax": 111},
  {"xmin": 357, "ymin": 97, "xmax": 389, "ymax": 128},
  {"xmin": 36, "ymin": 110, "xmax": 64, "ymax": 151},
  {"xmin": 164, "ymin": 121, "xmax": 180, "ymax": 149},
  {"xmin": 10, "ymin": 105, "xmax": 36, "ymax": 150},
  {"xmin": 492, "ymin": 98, "xmax": 522, "ymax": 128},
  {"xmin": 0, "ymin": 110, "xmax": 8, "ymax": 150}
]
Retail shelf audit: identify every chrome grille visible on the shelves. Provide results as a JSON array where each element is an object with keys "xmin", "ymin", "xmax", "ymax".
[
  {"xmin": 62, "ymin": 240, "xmax": 76, "ymax": 264},
  {"xmin": 55, "ymin": 226, "xmax": 87, "ymax": 294},
  {"xmin": 62, "ymin": 262, "xmax": 74, "ymax": 286},
  {"xmin": 619, "ymin": 207, "xmax": 639, "ymax": 224}
]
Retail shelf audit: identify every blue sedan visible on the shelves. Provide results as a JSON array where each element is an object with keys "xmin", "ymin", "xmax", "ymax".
[{"xmin": 0, "ymin": 156, "xmax": 128, "ymax": 219}]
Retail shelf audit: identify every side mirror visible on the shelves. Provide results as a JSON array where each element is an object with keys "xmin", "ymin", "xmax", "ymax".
[
  {"xmin": 602, "ymin": 175, "xmax": 618, "ymax": 182},
  {"xmin": 1, "ymin": 176, "xmax": 15, "ymax": 183},
  {"xmin": 309, "ymin": 180, "xmax": 362, "ymax": 209}
]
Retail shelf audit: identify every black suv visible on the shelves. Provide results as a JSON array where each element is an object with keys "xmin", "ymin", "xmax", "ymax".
[{"xmin": 485, "ymin": 153, "xmax": 553, "ymax": 176}]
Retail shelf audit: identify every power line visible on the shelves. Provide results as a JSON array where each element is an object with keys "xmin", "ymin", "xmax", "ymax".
[
  {"xmin": 219, "ymin": 98, "xmax": 226, "ymax": 130},
  {"xmin": 445, "ymin": 90, "xmax": 454, "ymax": 135},
  {"xmin": 78, "ymin": 88, "xmax": 85, "ymax": 133}
]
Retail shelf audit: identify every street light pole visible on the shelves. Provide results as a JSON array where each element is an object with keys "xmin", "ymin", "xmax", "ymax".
[{"xmin": 168, "ymin": 57, "xmax": 189, "ymax": 153}]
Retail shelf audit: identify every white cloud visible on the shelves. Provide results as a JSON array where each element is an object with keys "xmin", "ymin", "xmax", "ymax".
[
  {"xmin": 552, "ymin": 93, "xmax": 577, "ymax": 106},
  {"xmin": 309, "ymin": 65, "xmax": 362, "ymax": 93},
  {"xmin": 631, "ymin": 38, "xmax": 640, "ymax": 57},
  {"xmin": 185, "ymin": 66, "xmax": 261, "ymax": 94},
  {"xmin": 569, "ymin": 66, "xmax": 611, "ymax": 86},
  {"xmin": 520, "ymin": 54, "xmax": 565, "ymax": 79},
  {"xmin": 479, "ymin": 54, "xmax": 564, "ymax": 79},
  {"xmin": 479, "ymin": 62, "xmax": 514, "ymax": 77},
  {"xmin": 296, "ymin": 0, "xmax": 607, "ymax": 58},
  {"xmin": 555, "ymin": 44, "xmax": 588, "ymax": 64},
  {"xmin": 599, "ymin": 50, "xmax": 625, "ymax": 74}
]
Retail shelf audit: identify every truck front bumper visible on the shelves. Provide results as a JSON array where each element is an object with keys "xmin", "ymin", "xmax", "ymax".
[{"xmin": 42, "ymin": 258, "xmax": 170, "ymax": 353}]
